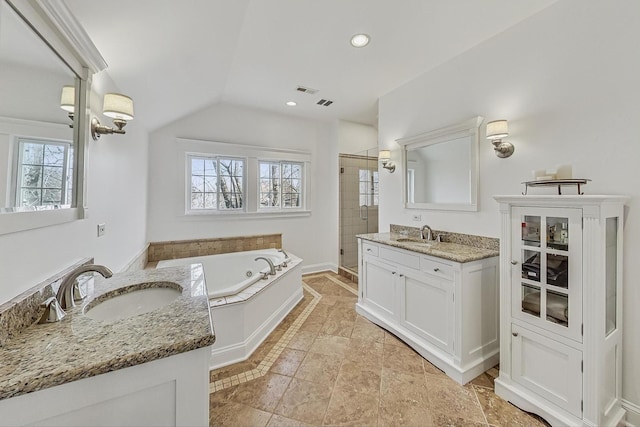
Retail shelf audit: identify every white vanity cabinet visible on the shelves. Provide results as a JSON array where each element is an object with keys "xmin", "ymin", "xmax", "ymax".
[
  {"xmin": 494, "ymin": 196, "xmax": 628, "ymax": 427},
  {"xmin": 357, "ymin": 239, "xmax": 499, "ymax": 384}
]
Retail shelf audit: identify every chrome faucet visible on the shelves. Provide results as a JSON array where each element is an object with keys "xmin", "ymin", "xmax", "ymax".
[
  {"xmin": 278, "ymin": 248, "xmax": 289, "ymax": 259},
  {"xmin": 420, "ymin": 225, "xmax": 433, "ymax": 241},
  {"xmin": 255, "ymin": 257, "xmax": 276, "ymax": 276},
  {"xmin": 56, "ymin": 264, "xmax": 113, "ymax": 310}
]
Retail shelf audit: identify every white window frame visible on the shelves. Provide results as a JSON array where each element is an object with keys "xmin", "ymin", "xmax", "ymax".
[
  {"xmin": 258, "ymin": 160, "xmax": 305, "ymax": 211},
  {"xmin": 12, "ymin": 137, "xmax": 74, "ymax": 209},
  {"xmin": 181, "ymin": 139, "xmax": 311, "ymax": 218},
  {"xmin": 186, "ymin": 154, "xmax": 246, "ymax": 214}
]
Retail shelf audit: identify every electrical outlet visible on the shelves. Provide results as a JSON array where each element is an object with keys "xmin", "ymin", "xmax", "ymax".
[
  {"xmin": 97, "ymin": 223, "xmax": 106, "ymax": 237},
  {"xmin": 412, "ymin": 214, "xmax": 422, "ymax": 221}
]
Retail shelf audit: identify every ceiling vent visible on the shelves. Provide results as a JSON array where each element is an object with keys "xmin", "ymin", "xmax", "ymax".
[
  {"xmin": 296, "ymin": 85, "xmax": 318, "ymax": 95},
  {"xmin": 316, "ymin": 99, "xmax": 334, "ymax": 107}
]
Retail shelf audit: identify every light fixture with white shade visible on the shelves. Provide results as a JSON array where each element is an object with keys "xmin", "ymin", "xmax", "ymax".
[
  {"xmin": 91, "ymin": 93, "xmax": 134, "ymax": 141},
  {"xmin": 486, "ymin": 119, "xmax": 514, "ymax": 158},
  {"xmin": 379, "ymin": 149, "xmax": 395, "ymax": 173},
  {"xmin": 60, "ymin": 85, "xmax": 75, "ymax": 127}
]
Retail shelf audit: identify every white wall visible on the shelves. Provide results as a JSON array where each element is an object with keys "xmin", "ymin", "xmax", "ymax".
[
  {"xmin": 378, "ymin": 0, "xmax": 640, "ymax": 419},
  {"xmin": 0, "ymin": 71, "xmax": 149, "ymax": 304},
  {"xmin": 147, "ymin": 102, "xmax": 338, "ymax": 272},
  {"xmin": 337, "ymin": 120, "xmax": 378, "ymax": 155}
]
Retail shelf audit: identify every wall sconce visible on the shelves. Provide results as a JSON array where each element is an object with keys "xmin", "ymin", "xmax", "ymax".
[
  {"xmin": 91, "ymin": 93, "xmax": 134, "ymax": 141},
  {"xmin": 486, "ymin": 119, "xmax": 514, "ymax": 158},
  {"xmin": 60, "ymin": 85, "xmax": 75, "ymax": 127},
  {"xmin": 379, "ymin": 150, "xmax": 395, "ymax": 173}
]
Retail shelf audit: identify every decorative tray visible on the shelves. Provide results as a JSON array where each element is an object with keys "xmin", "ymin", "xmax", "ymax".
[{"xmin": 521, "ymin": 179, "xmax": 591, "ymax": 195}]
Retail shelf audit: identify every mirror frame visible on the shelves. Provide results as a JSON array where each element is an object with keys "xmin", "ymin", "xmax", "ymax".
[
  {"xmin": 396, "ymin": 116, "xmax": 483, "ymax": 212},
  {"xmin": 0, "ymin": 0, "xmax": 106, "ymax": 235}
]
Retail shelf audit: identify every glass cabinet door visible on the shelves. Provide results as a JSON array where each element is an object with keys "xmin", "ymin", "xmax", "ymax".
[{"xmin": 512, "ymin": 207, "xmax": 582, "ymax": 341}]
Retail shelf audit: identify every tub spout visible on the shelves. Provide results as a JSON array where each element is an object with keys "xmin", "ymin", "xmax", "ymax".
[{"xmin": 255, "ymin": 257, "xmax": 276, "ymax": 276}]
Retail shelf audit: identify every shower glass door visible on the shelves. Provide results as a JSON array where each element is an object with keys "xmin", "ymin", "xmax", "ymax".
[{"xmin": 339, "ymin": 148, "xmax": 379, "ymax": 274}]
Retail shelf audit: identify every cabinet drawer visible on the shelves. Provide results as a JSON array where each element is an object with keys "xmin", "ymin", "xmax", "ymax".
[
  {"xmin": 362, "ymin": 242, "xmax": 379, "ymax": 257},
  {"xmin": 380, "ymin": 246, "xmax": 420, "ymax": 269},
  {"xmin": 421, "ymin": 257, "xmax": 454, "ymax": 280}
]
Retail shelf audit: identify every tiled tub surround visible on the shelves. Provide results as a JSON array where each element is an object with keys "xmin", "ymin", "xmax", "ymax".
[
  {"xmin": 0, "ymin": 264, "xmax": 215, "ymax": 401},
  {"xmin": 148, "ymin": 234, "xmax": 282, "ymax": 263}
]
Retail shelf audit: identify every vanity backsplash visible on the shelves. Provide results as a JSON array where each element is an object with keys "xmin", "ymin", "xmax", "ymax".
[
  {"xmin": 0, "ymin": 259, "xmax": 91, "ymax": 347},
  {"xmin": 390, "ymin": 224, "xmax": 499, "ymax": 251}
]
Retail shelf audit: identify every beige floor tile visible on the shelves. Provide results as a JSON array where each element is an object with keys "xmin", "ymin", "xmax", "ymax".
[
  {"xmin": 287, "ymin": 331, "xmax": 318, "ymax": 351},
  {"xmin": 350, "ymin": 321, "xmax": 385, "ymax": 343},
  {"xmin": 274, "ymin": 378, "xmax": 333, "ymax": 425},
  {"xmin": 343, "ymin": 338, "xmax": 384, "ymax": 366},
  {"xmin": 378, "ymin": 368, "xmax": 432, "ymax": 426},
  {"xmin": 323, "ymin": 386, "xmax": 379, "ymax": 426},
  {"xmin": 224, "ymin": 372, "xmax": 292, "ymax": 412},
  {"xmin": 270, "ymin": 348, "xmax": 307, "ymax": 377},
  {"xmin": 334, "ymin": 360, "xmax": 382, "ymax": 396},
  {"xmin": 208, "ymin": 273, "xmax": 550, "ymax": 427},
  {"xmin": 294, "ymin": 352, "xmax": 343, "ymax": 386},
  {"xmin": 382, "ymin": 342, "xmax": 425, "ymax": 375},
  {"xmin": 209, "ymin": 400, "xmax": 272, "ymax": 427},
  {"xmin": 266, "ymin": 414, "xmax": 315, "ymax": 427},
  {"xmin": 429, "ymin": 412, "xmax": 488, "ymax": 427},
  {"xmin": 474, "ymin": 385, "xmax": 549, "ymax": 427},
  {"xmin": 426, "ymin": 377, "xmax": 486, "ymax": 424},
  {"xmin": 320, "ymin": 317, "xmax": 354, "ymax": 338},
  {"xmin": 308, "ymin": 334, "xmax": 350, "ymax": 357},
  {"xmin": 384, "ymin": 331, "xmax": 408, "ymax": 347}
]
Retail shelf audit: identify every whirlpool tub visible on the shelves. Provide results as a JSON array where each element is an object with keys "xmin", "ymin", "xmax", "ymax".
[{"xmin": 157, "ymin": 248, "xmax": 303, "ymax": 369}]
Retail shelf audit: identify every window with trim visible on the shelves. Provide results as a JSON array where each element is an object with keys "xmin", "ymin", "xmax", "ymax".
[
  {"xmin": 259, "ymin": 161, "xmax": 303, "ymax": 209},
  {"xmin": 359, "ymin": 168, "xmax": 379, "ymax": 207},
  {"xmin": 188, "ymin": 154, "xmax": 244, "ymax": 211},
  {"xmin": 15, "ymin": 138, "xmax": 73, "ymax": 208}
]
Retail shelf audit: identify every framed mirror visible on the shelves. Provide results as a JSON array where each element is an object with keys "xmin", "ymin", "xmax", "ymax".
[
  {"xmin": 397, "ymin": 116, "xmax": 483, "ymax": 212},
  {"xmin": 0, "ymin": 0, "xmax": 105, "ymax": 235}
]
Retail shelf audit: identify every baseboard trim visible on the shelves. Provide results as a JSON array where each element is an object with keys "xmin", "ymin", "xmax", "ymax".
[
  {"xmin": 120, "ymin": 243, "xmax": 150, "ymax": 272},
  {"xmin": 623, "ymin": 399, "xmax": 640, "ymax": 427},
  {"xmin": 301, "ymin": 263, "xmax": 337, "ymax": 275}
]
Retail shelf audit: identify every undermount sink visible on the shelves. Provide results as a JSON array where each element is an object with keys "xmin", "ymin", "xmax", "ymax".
[
  {"xmin": 395, "ymin": 238, "xmax": 433, "ymax": 246},
  {"xmin": 84, "ymin": 282, "xmax": 182, "ymax": 323}
]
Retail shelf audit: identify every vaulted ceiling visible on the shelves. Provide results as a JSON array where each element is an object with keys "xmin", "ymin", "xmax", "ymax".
[{"xmin": 65, "ymin": 0, "xmax": 558, "ymax": 131}]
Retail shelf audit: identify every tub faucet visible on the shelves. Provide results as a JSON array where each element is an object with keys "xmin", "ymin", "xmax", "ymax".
[
  {"xmin": 421, "ymin": 225, "xmax": 433, "ymax": 241},
  {"xmin": 255, "ymin": 257, "xmax": 276, "ymax": 276},
  {"xmin": 56, "ymin": 264, "xmax": 113, "ymax": 310}
]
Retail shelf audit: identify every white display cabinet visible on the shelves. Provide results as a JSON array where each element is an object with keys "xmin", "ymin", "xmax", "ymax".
[{"xmin": 494, "ymin": 195, "xmax": 628, "ymax": 427}]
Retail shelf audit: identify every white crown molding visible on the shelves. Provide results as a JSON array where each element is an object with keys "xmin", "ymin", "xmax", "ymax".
[{"xmin": 32, "ymin": 0, "xmax": 107, "ymax": 73}]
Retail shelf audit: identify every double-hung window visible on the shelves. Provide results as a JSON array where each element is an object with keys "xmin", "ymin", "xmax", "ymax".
[
  {"xmin": 188, "ymin": 154, "xmax": 245, "ymax": 212},
  {"xmin": 15, "ymin": 138, "xmax": 73, "ymax": 208},
  {"xmin": 259, "ymin": 161, "xmax": 303, "ymax": 210}
]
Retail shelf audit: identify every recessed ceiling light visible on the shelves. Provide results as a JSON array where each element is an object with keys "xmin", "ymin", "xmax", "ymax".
[
  {"xmin": 350, "ymin": 33, "xmax": 370, "ymax": 48},
  {"xmin": 285, "ymin": 101, "xmax": 297, "ymax": 107}
]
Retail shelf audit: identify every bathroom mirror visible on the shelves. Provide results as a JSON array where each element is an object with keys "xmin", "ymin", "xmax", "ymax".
[
  {"xmin": 397, "ymin": 116, "xmax": 482, "ymax": 212},
  {"xmin": 0, "ymin": 0, "xmax": 105, "ymax": 235}
]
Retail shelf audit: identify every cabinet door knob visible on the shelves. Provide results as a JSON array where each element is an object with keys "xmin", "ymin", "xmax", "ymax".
[
  {"xmin": 512, "ymin": 332, "xmax": 519, "ymax": 337},
  {"xmin": 366, "ymin": 248, "xmax": 372, "ymax": 252},
  {"xmin": 433, "ymin": 268, "xmax": 440, "ymax": 272},
  {"xmin": 392, "ymin": 271, "xmax": 396, "ymax": 275},
  {"xmin": 399, "ymin": 274, "xmax": 404, "ymax": 277},
  {"xmin": 511, "ymin": 260, "xmax": 518, "ymax": 265}
]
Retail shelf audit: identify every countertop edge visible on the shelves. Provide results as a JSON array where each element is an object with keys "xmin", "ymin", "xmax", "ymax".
[{"xmin": 358, "ymin": 233, "xmax": 499, "ymax": 263}]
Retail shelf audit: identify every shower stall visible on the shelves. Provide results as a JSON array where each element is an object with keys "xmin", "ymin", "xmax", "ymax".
[{"xmin": 339, "ymin": 148, "xmax": 379, "ymax": 275}]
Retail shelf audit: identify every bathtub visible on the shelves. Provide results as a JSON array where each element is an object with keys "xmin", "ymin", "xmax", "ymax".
[{"xmin": 157, "ymin": 248, "xmax": 303, "ymax": 369}]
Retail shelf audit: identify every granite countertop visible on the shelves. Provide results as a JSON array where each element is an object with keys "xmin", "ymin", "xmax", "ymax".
[
  {"xmin": 0, "ymin": 265, "xmax": 215, "ymax": 401},
  {"xmin": 358, "ymin": 232, "xmax": 499, "ymax": 263}
]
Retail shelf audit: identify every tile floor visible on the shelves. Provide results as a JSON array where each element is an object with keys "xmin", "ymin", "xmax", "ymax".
[{"xmin": 209, "ymin": 272, "xmax": 549, "ymax": 426}]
